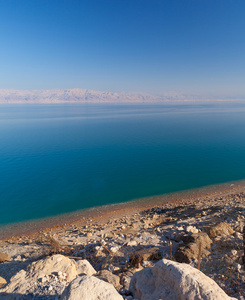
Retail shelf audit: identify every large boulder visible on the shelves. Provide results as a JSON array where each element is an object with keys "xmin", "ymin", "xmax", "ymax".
[
  {"xmin": 0, "ymin": 252, "xmax": 11, "ymax": 263},
  {"xmin": 209, "ymin": 222, "xmax": 234, "ymax": 238},
  {"xmin": 129, "ymin": 259, "xmax": 235, "ymax": 300},
  {"xmin": 61, "ymin": 275, "xmax": 123, "ymax": 300},
  {"xmin": 1, "ymin": 254, "xmax": 78, "ymax": 295},
  {"xmin": 76, "ymin": 259, "xmax": 96, "ymax": 276}
]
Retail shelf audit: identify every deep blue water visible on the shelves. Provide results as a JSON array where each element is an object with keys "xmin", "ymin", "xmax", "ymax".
[{"xmin": 1, "ymin": 102, "xmax": 245, "ymax": 226}]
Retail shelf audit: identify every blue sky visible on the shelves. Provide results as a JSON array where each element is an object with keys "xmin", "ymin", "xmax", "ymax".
[{"xmin": 0, "ymin": 0, "xmax": 245, "ymax": 96}]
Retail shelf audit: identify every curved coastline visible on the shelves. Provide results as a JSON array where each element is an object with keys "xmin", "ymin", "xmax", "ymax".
[{"xmin": 1, "ymin": 178, "xmax": 245, "ymax": 240}]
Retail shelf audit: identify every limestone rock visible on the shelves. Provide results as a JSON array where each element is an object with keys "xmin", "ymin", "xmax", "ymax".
[
  {"xmin": 76, "ymin": 259, "xmax": 96, "ymax": 276},
  {"xmin": 2, "ymin": 254, "xmax": 78, "ymax": 295},
  {"xmin": 129, "ymin": 259, "xmax": 235, "ymax": 300},
  {"xmin": 0, "ymin": 252, "xmax": 11, "ymax": 263},
  {"xmin": 61, "ymin": 275, "xmax": 123, "ymax": 300},
  {"xmin": 96, "ymin": 269, "xmax": 120, "ymax": 289},
  {"xmin": 209, "ymin": 222, "xmax": 234, "ymax": 238},
  {"xmin": 0, "ymin": 276, "xmax": 7, "ymax": 288},
  {"xmin": 28, "ymin": 254, "xmax": 78, "ymax": 282},
  {"xmin": 129, "ymin": 247, "xmax": 162, "ymax": 266}
]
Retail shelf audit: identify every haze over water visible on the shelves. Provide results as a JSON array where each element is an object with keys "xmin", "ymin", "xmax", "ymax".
[{"xmin": 1, "ymin": 102, "xmax": 245, "ymax": 226}]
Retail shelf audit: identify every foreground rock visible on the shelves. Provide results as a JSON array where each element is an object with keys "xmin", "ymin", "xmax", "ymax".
[
  {"xmin": 61, "ymin": 275, "xmax": 123, "ymax": 300},
  {"xmin": 130, "ymin": 259, "xmax": 235, "ymax": 300},
  {"xmin": 2, "ymin": 254, "xmax": 78, "ymax": 295}
]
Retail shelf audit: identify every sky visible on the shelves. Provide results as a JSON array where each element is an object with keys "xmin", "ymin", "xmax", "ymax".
[{"xmin": 0, "ymin": 0, "xmax": 245, "ymax": 97}]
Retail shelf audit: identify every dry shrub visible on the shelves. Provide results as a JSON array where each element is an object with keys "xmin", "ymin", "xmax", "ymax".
[{"xmin": 35, "ymin": 234, "xmax": 70, "ymax": 256}]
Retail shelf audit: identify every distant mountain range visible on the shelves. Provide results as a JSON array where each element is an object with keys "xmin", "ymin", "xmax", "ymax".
[{"xmin": 0, "ymin": 89, "xmax": 244, "ymax": 104}]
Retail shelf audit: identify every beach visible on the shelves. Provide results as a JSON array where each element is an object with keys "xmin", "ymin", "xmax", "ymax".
[
  {"xmin": 2, "ymin": 0, "xmax": 245, "ymax": 298},
  {"xmin": 0, "ymin": 181, "xmax": 244, "ymax": 299}
]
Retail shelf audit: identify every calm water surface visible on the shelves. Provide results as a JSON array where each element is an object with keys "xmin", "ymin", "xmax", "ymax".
[{"xmin": 1, "ymin": 102, "xmax": 245, "ymax": 225}]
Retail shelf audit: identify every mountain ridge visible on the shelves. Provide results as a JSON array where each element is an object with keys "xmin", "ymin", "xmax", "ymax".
[{"xmin": 0, "ymin": 88, "xmax": 244, "ymax": 104}]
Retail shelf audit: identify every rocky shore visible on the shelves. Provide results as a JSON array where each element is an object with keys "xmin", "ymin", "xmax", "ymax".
[{"xmin": 0, "ymin": 187, "xmax": 244, "ymax": 299}]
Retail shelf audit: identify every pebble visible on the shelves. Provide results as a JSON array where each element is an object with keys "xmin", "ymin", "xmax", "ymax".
[
  {"xmin": 110, "ymin": 246, "xmax": 120, "ymax": 253},
  {"xmin": 235, "ymin": 264, "xmax": 241, "ymax": 272},
  {"xmin": 127, "ymin": 240, "xmax": 137, "ymax": 246},
  {"xmin": 230, "ymin": 249, "xmax": 237, "ymax": 256},
  {"xmin": 40, "ymin": 277, "xmax": 47, "ymax": 283},
  {"xmin": 185, "ymin": 225, "xmax": 198, "ymax": 234}
]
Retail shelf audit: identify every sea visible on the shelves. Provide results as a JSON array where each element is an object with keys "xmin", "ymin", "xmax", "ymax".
[{"xmin": 1, "ymin": 102, "xmax": 245, "ymax": 227}]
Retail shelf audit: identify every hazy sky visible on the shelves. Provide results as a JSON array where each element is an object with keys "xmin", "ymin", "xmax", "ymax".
[{"xmin": 0, "ymin": 0, "xmax": 245, "ymax": 96}]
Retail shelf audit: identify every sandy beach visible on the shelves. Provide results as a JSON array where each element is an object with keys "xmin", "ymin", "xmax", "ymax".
[{"xmin": 1, "ymin": 179, "xmax": 245, "ymax": 240}]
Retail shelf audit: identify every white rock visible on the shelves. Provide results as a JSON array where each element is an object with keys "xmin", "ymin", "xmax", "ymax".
[
  {"xmin": 40, "ymin": 276, "xmax": 47, "ymax": 283},
  {"xmin": 76, "ymin": 259, "xmax": 96, "ymax": 276},
  {"xmin": 127, "ymin": 240, "xmax": 138, "ymax": 247},
  {"xmin": 185, "ymin": 226, "xmax": 198, "ymax": 234},
  {"xmin": 230, "ymin": 250, "xmax": 237, "ymax": 256},
  {"xmin": 2, "ymin": 254, "xmax": 78, "ymax": 295},
  {"xmin": 236, "ymin": 264, "xmax": 242, "ymax": 272},
  {"xmin": 61, "ymin": 275, "xmax": 123, "ymax": 300},
  {"xmin": 177, "ymin": 226, "xmax": 184, "ymax": 231},
  {"xmin": 110, "ymin": 246, "xmax": 120, "ymax": 253},
  {"xmin": 130, "ymin": 259, "xmax": 235, "ymax": 300}
]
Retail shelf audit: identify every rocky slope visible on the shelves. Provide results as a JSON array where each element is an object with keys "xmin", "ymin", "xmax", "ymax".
[{"xmin": 0, "ymin": 190, "xmax": 244, "ymax": 299}]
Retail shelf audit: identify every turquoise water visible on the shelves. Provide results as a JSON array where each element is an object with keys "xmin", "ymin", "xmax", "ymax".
[{"xmin": 1, "ymin": 102, "xmax": 245, "ymax": 226}]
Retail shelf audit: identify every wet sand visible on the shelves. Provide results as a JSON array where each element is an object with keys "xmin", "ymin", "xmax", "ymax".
[{"xmin": 1, "ymin": 179, "xmax": 245, "ymax": 241}]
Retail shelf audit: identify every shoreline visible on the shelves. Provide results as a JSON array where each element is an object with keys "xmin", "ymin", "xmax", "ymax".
[
  {"xmin": 1, "ymin": 179, "xmax": 245, "ymax": 241},
  {"xmin": 0, "ymin": 179, "xmax": 244, "ymax": 298}
]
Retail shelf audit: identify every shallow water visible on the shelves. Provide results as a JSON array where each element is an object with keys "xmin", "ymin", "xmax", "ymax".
[{"xmin": 1, "ymin": 102, "xmax": 245, "ymax": 226}]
